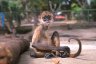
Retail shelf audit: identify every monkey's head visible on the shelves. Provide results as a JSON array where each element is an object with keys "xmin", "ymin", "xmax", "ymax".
[
  {"xmin": 0, "ymin": 43, "xmax": 12, "ymax": 64},
  {"xmin": 38, "ymin": 11, "xmax": 53, "ymax": 26}
]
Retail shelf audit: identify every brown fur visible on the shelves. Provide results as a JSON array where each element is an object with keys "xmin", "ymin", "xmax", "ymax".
[
  {"xmin": 31, "ymin": 24, "xmax": 60, "ymax": 57},
  {"xmin": 0, "ymin": 36, "xmax": 30, "ymax": 64},
  {"xmin": 31, "ymin": 11, "xmax": 82, "ymax": 58},
  {"xmin": 38, "ymin": 11, "xmax": 53, "ymax": 24},
  {"xmin": 31, "ymin": 11, "xmax": 60, "ymax": 57}
]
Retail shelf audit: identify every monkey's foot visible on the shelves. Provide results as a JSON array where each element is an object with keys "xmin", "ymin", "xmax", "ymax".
[
  {"xmin": 58, "ymin": 46, "xmax": 70, "ymax": 58},
  {"xmin": 44, "ymin": 53, "xmax": 55, "ymax": 59}
]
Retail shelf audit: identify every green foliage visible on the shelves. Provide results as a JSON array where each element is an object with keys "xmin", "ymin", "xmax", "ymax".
[
  {"xmin": 91, "ymin": 0, "xmax": 96, "ymax": 8},
  {"xmin": 0, "ymin": 0, "xmax": 88, "ymax": 22},
  {"xmin": 0, "ymin": 0, "xmax": 9, "ymax": 12},
  {"xmin": 71, "ymin": 3, "xmax": 82, "ymax": 13},
  {"xmin": 90, "ymin": 0, "xmax": 96, "ymax": 21},
  {"xmin": 9, "ymin": 0, "xmax": 22, "ymax": 10},
  {"xmin": 49, "ymin": 0, "xmax": 63, "ymax": 3}
]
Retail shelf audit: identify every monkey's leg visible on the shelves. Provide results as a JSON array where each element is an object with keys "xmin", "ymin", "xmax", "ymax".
[{"xmin": 51, "ymin": 31, "xmax": 60, "ymax": 56}]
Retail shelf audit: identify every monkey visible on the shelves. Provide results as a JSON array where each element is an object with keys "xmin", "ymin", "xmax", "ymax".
[
  {"xmin": 30, "ymin": 11, "xmax": 82, "ymax": 58},
  {"xmin": 30, "ymin": 11, "xmax": 60, "ymax": 57},
  {"xmin": 32, "ymin": 24, "xmax": 82, "ymax": 58}
]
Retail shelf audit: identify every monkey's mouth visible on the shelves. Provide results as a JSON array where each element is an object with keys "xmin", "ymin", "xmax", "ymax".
[{"xmin": 42, "ymin": 15, "xmax": 51, "ymax": 23}]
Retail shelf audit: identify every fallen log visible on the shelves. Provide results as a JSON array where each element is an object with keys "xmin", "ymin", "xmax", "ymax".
[{"xmin": 0, "ymin": 35, "xmax": 30, "ymax": 64}]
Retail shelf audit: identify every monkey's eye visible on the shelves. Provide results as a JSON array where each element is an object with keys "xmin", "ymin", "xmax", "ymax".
[{"xmin": 42, "ymin": 15, "xmax": 51, "ymax": 22}]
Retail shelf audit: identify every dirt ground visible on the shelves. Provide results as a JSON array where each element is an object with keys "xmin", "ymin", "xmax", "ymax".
[{"xmin": 18, "ymin": 28, "xmax": 96, "ymax": 64}]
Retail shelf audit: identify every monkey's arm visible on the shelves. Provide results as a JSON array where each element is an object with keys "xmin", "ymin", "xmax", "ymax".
[
  {"xmin": 31, "ymin": 25, "xmax": 42, "ymax": 44},
  {"xmin": 32, "ymin": 43, "xmax": 57, "ymax": 51}
]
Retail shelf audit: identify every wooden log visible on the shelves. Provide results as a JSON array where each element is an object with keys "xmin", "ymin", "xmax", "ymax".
[{"xmin": 0, "ymin": 36, "xmax": 30, "ymax": 64}]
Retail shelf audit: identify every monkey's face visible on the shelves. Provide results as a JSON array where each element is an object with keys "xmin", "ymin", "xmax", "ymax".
[{"xmin": 38, "ymin": 11, "xmax": 53, "ymax": 25}]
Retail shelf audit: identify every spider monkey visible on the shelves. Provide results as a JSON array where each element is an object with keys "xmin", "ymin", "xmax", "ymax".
[
  {"xmin": 30, "ymin": 11, "xmax": 82, "ymax": 58},
  {"xmin": 30, "ymin": 11, "xmax": 60, "ymax": 57}
]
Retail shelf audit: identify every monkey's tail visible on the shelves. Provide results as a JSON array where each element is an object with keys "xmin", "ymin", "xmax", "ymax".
[{"xmin": 68, "ymin": 38, "xmax": 82, "ymax": 58}]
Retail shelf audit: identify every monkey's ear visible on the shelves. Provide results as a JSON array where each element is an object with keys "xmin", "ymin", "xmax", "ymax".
[{"xmin": 38, "ymin": 15, "xmax": 44, "ymax": 24}]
